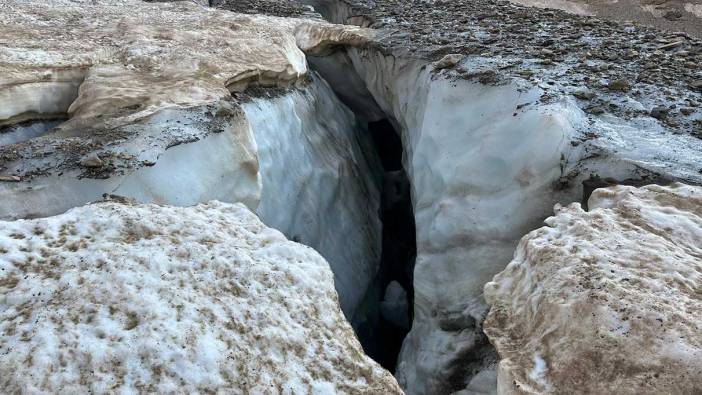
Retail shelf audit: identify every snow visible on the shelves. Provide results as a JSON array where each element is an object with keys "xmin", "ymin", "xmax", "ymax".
[
  {"xmin": 0, "ymin": 0, "xmax": 370, "ymax": 124},
  {"xmin": 527, "ymin": 353, "xmax": 549, "ymax": 390},
  {"xmin": 484, "ymin": 183, "xmax": 702, "ymax": 394},
  {"xmin": 0, "ymin": 200, "xmax": 402, "ymax": 393}
]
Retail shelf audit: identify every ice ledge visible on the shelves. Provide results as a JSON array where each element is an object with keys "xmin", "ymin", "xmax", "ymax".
[
  {"xmin": 0, "ymin": 0, "xmax": 372, "ymax": 178},
  {"xmin": 0, "ymin": 0, "xmax": 372, "ymax": 122}
]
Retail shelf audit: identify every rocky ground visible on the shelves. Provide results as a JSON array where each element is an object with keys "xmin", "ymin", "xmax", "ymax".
[
  {"xmin": 508, "ymin": 0, "xmax": 702, "ymax": 38},
  {"xmin": 310, "ymin": 0, "xmax": 702, "ymax": 141}
]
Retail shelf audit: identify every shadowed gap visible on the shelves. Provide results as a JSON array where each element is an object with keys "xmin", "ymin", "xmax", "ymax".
[{"xmin": 354, "ymin": 119, "xmax": 416, "ymax": 372}]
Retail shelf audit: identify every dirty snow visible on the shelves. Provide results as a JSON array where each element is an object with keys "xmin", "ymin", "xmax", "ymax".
[
  {"xmin": 484, "ymin": 183, "xmax": 702, "ymax": 394},
  {"xmin": 0, "ymin": 0, "xmax": 370, "ymax": 124},
  {"xmin": 0, "ymin": 200, "xmax": 401, "ymax": 393}
]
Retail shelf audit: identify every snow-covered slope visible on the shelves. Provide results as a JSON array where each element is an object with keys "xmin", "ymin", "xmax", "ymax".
[
  {"xmin": 0, "ymin": 199, "xmax": 401, "ymax": 393},
  {"xmin": 484, "ymin": 183, "xmax": 702, "ymax": 394}
]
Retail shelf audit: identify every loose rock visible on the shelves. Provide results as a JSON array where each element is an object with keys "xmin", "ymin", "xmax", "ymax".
[
  {"xmin": 79, "ymin": 153, "xmax": 104, "ymax": 168},
  {"xmin": 650, "ymin": 105, "xmax": 669, "ymax": 119},
  {"xmin": 434, "ymin": 54, "xmax": 464, "ymax": 70}
]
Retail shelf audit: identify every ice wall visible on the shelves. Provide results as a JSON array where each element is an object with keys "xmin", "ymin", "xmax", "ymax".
[
  {"xmin": 0, "ymin": 104, "xmax": 261, "ymax": 220},
  {"xmin": 0, "ymin": 77, "xmax": 383, "ymax": 324},
  {"xmin": 244, "ymin": 77, "xmax": 382, "ymax": 320},
  {"xmin": 330, "ymin": 47, "xmax": 702, "ymax": 394}
]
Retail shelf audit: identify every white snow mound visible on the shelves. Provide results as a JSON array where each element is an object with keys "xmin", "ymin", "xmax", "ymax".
[
  {"xmin": 0, "ymin": 200, "xmax": 401, "ymax": 394},
  {"xmin": 484, "ymin": 183, "xmax": 702, "ymax": 394}
]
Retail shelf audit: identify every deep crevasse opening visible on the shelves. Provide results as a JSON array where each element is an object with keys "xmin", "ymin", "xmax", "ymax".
[
  {"xmin": 353, "ymin": 118, "xmax": 416, "ymax": 372},
  {"xmin": 235, "ymin": 76, "xmax": 419, "ymax": 372},
  {"xmin": 302, "ymin": 13, "xmax": 702, "ymax": 391}
]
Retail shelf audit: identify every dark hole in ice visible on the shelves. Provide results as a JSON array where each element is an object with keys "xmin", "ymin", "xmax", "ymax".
[
  {"xmin": 301, "ymin": 49, "xmax": 417, "ymax": 371},
  {"xmin": 355, "ymin": 118, "xmax": 416, "ymax": 373},
  {"xmin": 369, "ymin": 119, "xmax": 404, "ymax": 171}
]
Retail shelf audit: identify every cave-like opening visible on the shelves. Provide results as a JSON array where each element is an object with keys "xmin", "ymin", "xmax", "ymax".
[
  {"xmin": 355, "ymin": 118, "xmax": 416, "ymax": 372},
  {"xmin": 305, "ymin": 48, "xmax": 419, "ymax": 371}
]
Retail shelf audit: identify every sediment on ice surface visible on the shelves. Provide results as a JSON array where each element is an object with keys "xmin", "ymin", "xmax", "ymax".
[
  {"xmin": 0, "ymin": 200, "xmax": 402, "ymax": 394},
  {"xmin": 484, "ymin": 183, "xmax": 702, "ymax": 394}
]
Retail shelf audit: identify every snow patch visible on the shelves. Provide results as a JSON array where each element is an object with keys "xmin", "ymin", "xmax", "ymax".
[
  {"xmin": 527, "ymin": 353, "xmax": 549, "ymax": 390},
  {"xmin": 0, "ymin": 200, "xmax": 402, "ymax": 393},
  {"xmin": 484, "ymin": 183, "xmax": 702, "ymax": 394}
]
